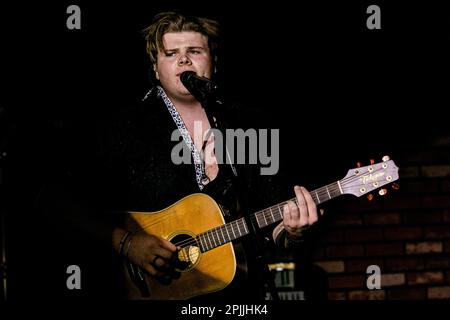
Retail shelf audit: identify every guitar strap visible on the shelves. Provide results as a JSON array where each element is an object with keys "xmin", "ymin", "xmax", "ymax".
[
  {"xmin": 156, "ymin": 85, "xmax": 240, "ymax": 217},
  {"xmin": 157, "ymin": 86, "xmax": 210, "ymax": 191}
]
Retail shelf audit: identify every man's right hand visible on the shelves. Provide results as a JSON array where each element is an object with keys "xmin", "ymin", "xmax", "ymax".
[{"xmin": 125, "ymin": 231, "xmax": 179, "ymax": 282}]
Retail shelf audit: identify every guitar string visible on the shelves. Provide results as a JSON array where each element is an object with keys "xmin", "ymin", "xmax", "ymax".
[
  {"xmin": 162, "ymin": 165, "xmax": 393, "ymax": 250},
  {"xmin": 255, "ymin": 164, "xmax": 393, "ymax": 226},
  {"xmin": 136, "ymin": 165, "xmax": 394, "ymax": 250},
  {"xmin": 170, "ymin": 165, "xmax": 392, "ymax": 250},
  {"xmin": 172, "ymin": 220, "xmax": 247, "ymax": 249},
  {"xmin": 130, "ymin": 163, "xmax": 390, "ymax": 239}
]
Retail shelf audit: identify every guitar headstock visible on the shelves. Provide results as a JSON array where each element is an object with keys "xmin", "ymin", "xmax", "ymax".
[{"xmin": 340, "ymin": 156, "xmax": 399, "ymax": 197}]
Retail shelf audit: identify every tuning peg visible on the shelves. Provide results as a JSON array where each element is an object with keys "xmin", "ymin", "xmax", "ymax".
[
  {"xmin": 382, "ymin": 155, "xmax": 390, "ymax": 162},
  {"xmin": 370, "ymin": 159, "xmax": 375, "ymax": 165},
  {"xmin": 356, "ymin": 162, "xmax": 362, "ymax": 168},
  {"xmin": 378, "ymin": 188, "xmax": 387, "ymax": 196},
  {"xmin": 391, "ymin": 183, "xmax": 400, "ymax": 190},
  {"xmin": 367, "ymin": 193, "xmax": 374, "ymax": 201}
]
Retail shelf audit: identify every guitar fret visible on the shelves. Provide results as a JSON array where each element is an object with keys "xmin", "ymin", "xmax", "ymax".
[
  {"xmin": 273, "ymin": 206, "xmax": 279, "ymax": 221},
  {"xmin": 255, "ymin": 215, "xmax": 261, "ymax": 228},
  {"xmin": 231, "ymin": 222, "xmax": 237, "ymax": 239},
  {"xmin": 337, "ymin": 180, "xmax": 343, "ymax": 194},
  {"xmin": 269, "ymin": 207, "xmax": 275, "ymax": 223},
  {"xmin": 236, "ymin": 221, "xmax": 242, "ymax": 236},
  {"xmin": 262, "ymin": 210, "xmax": 268, "ymax": 227},
  {"xmin": 265, "ymin": 210, "xmax": 271, "ymax": 225},
  {"xmin": 325, "ymin": 185, "xmax": 331, "ymax": 199},
  {"xmin": 319, "ymin": 189, "xmax": 326, "ymax": 203},
  {"xmin": 220, "ymin": 227, "xmax": 226, "ymax": 244},
  {"xmin": 224, "ymin": 225, "xmax": 231, "ymax": 241},
  {"xmin": 240, "ymin": 220, "xmax": 245, "ymax": 236},
  {"xmin": 198, "ymin": 235, "xmax": 206, "ymax": 252},
  {"xmin": 329, "ymin": 185, "xmax": 336, "ymax": 198},
  {"xmin": 236, "ymin": 221, "xmax": 242, "ymax": 237},
  {"xmin": 206, "ymin": 232, "xmax": 213, "ymax": 249},
  {"xmin": 216, "ymin": 231, "xmax": 221, "ymax": 247},
  {"xmin": 335, "ymin": 183, "xmax": 343, "ymax": 196},
  {"xmin": 315, "ymin": 190, "xmax": 320, "ymax": 204},
  {"xmin": 203, "ymin": 235, "xmax": 209, "ymax": 251},
  {"xmin": 212, "ymin": 231, "xmax": 218, "ymax": 248},
  {"xmin": 213, "ymin": 230, "xmax": 219, "ymax": 246},
  {"xmin": 214, "ymin": 229, "xmax": 220, "ymax": 246},
  {"xmin": 242, "ymin": 220, "xmax": 248, "ymax": 234},
  {"xmin": 276, "ymin": 204, "xmax": 282, "ymax": 220}
]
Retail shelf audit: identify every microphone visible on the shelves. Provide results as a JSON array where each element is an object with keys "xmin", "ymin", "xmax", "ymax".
[{"xmin": 180, "ymin": 71, "xmax": 219, "ymax": 100}]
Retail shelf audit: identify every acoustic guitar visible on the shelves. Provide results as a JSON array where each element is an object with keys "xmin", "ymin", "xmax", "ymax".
[{"xmin": 123, "ymin": 157, "xmax": 399, "ymax": 299}]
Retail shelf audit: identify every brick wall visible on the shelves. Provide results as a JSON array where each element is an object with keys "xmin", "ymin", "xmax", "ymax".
[{"xmin": 311, "ymin": 134, "xmax": 450, "ymax": 300}]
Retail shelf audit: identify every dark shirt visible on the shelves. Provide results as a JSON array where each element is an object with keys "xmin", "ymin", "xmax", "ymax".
[{"xmin": 37, "ymin": 88, "xmax": 291, "ymax": 300}]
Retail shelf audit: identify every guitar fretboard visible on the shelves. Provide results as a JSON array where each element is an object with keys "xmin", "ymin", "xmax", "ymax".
[{"xmin": 196, "ymin": 181, "xmax": 342, "ymax": 252}]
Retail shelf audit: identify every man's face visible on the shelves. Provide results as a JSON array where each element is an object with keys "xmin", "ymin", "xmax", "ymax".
[{"xmin": 154, "ymin": 31, "xmax": 213, "ymax": 102}]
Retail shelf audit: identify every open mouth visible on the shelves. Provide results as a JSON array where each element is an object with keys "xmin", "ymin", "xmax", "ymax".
[{"xmin": 176, "ymin": 70, "xmax": 195, "ymax": 77}]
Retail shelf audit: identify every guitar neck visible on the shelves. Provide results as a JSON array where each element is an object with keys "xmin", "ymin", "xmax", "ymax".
[{"xmin": 196, "ymin": 181, "xmax": 343, "ymax": 253}]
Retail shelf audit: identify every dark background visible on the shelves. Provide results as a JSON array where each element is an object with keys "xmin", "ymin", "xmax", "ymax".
[
  {"xmin": 1, "ymin": 0, "xmax": 449, "ymax": 303},
  {"xmin": 2, "ymin": 1, "xmax": 448, "ymax": 180}
]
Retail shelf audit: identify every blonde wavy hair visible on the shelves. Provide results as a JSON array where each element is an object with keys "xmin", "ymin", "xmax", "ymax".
[{"xmin": 143, "ymin": 11, "xmax": 221, "ymax": 65}]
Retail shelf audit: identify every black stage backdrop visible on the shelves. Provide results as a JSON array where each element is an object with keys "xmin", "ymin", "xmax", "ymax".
[
  {"xmin": 2, "ymin": 1, "xmax": 448, "ymax": 177},
  {"xmin": 1, "ymin": 0, "xmax": 449, "ymax": 310}
]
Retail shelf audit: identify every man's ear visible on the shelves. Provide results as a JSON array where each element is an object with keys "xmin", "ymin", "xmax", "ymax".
[{"xmin": 153, "ymin": 64, "xmax": 159, "ymax": 80}]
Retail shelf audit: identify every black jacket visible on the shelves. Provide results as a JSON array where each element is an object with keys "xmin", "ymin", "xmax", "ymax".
[{"xmin": 36, "ymin": 88, "xmax": 292, "ymax": 300}]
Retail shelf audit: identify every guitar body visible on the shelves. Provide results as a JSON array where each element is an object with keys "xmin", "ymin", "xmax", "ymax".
[
  {"xmin": 121, "ymin": 158, "xmax": 399, "ymax": 300},
  {"xmin": 124, "ymin": 193, "xmax": 236, "ymax": 300}
]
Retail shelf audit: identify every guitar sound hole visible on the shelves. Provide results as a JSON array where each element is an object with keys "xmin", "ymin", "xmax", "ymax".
[{"xmin": 171, "ymin": 233, "xmax": 201, "ymax": 272}]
